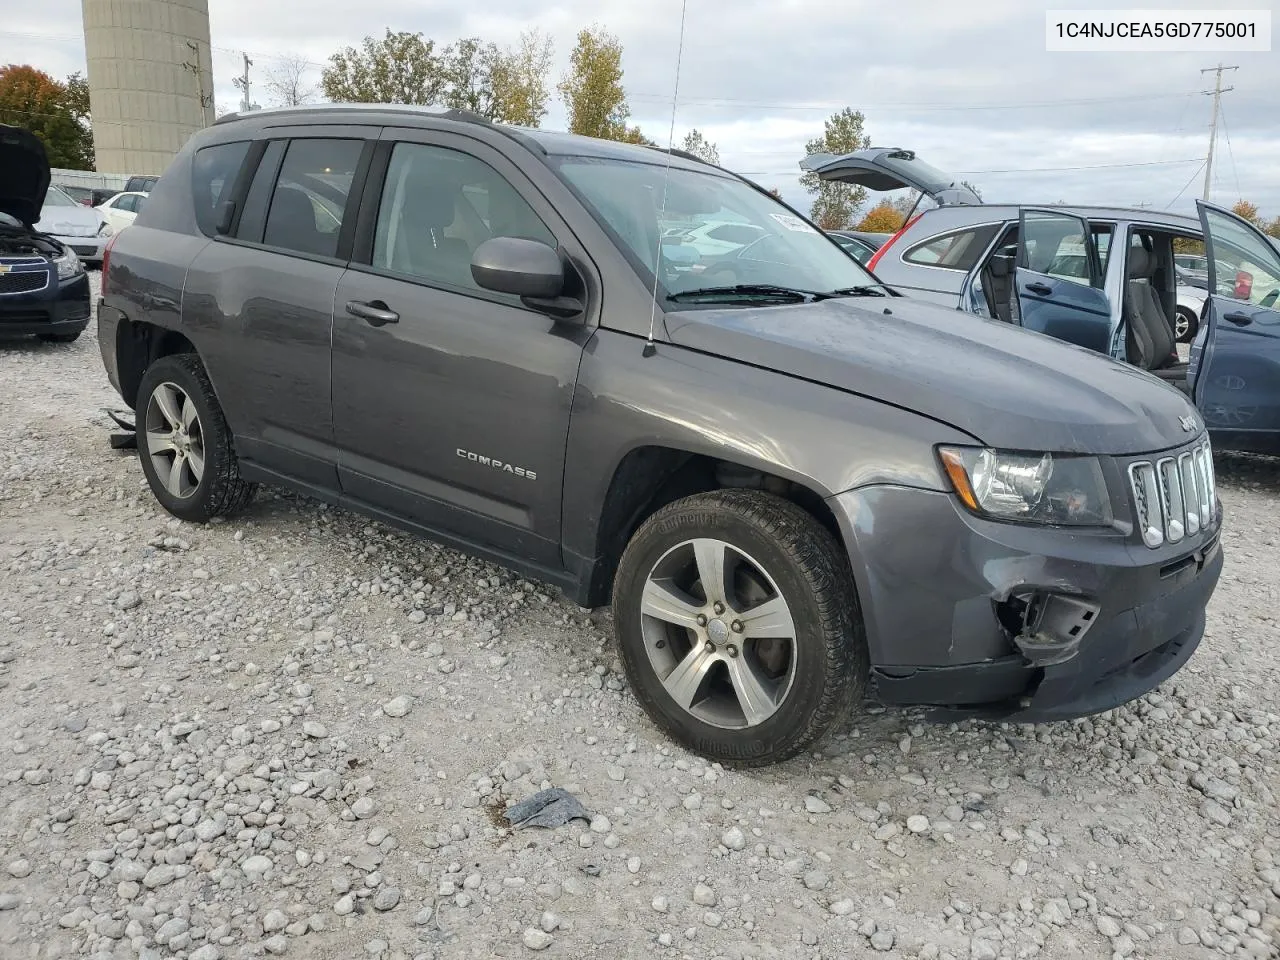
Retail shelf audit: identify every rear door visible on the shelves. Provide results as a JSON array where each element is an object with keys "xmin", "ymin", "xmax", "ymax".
[
  {"xmin": 1192, "ymin": 200, "xmax": 1280, "ymax": 450},
  {"xmin": 799, "ymin": 147, "xmax": 981, "ymax": 206},
  {"xmin": 184, "ymin": 127, "xmax": 375, "ymax": 490},
  {"xmin": 1012, "ymin": 208, "xmax": 1113, "ymax": 353}
]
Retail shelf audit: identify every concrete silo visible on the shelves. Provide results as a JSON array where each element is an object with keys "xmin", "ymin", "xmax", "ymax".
[{"xmin": 81, "ymin": 0, "xmax": 216, "ymax": 176}]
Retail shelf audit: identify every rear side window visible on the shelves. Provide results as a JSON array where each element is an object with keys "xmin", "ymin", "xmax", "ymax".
[
  {"xmin": 261, "ymin": 139, "xmax": 363, "ymax": 259},
  {"xmin": 192, "ymin": 141, "xmax": 250, "ymax": 237},
  {"xmin": 904, "ymin": 224, "xmax": 1000, "ymax": 271}
]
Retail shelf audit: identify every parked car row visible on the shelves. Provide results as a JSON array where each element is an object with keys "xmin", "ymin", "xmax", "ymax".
[
  {"xmin": 803, "ymin": 146, "xmax": 1280, "ymax": 455},
  {"xmin": 80, "ymin": 105, "xmax": 1222, "ymax": 766}
]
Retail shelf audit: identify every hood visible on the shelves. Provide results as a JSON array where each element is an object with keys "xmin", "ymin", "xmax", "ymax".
[
  {"xmin": 664, "ymin": 297, "xmax": 1200, "ymax": 456},
  {"xmin": 34, "ymin": 193, "xmax": 105, "ymax": 236},
  {"xmin": 0, "ymin": 124, "xmax": 51, "ymax": 227}
]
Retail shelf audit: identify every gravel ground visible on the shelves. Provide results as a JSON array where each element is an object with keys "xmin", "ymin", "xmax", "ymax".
[{"xmin": 1, "ymin": 273, "xmax": 1278, "ymax": 960}]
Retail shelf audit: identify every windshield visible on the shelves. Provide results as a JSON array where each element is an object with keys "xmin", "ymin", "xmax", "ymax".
[
  {"xmin": 553, "ymin": 157, "xmax": 878, "ymax": 304},
  {"xmin": 42, "ymin": 187, "xmax": 76, "ymax": 208}
]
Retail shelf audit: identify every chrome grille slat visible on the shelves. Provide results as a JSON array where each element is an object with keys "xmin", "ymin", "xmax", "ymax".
[{"xmin": 1128, "ymin": 438, "xmax": 1216, "ymax": 548}]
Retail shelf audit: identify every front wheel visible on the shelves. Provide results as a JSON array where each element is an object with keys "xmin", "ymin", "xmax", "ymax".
[
  {"xmin": 135, "ymin": 353, "xmax": 256, "ymax": 522},
  {"xmin": 1175, "ymin": 307, "xmax": 1198, "ymax": 343},
  {"xmin": 612, "ymin": 489, "xmax": 867, "ymax": 766}
]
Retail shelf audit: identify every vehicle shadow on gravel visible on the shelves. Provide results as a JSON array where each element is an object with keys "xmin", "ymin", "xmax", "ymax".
[{"xmin": 1214, "ymin": 450, "xmax": 1280, "ymax": 490}]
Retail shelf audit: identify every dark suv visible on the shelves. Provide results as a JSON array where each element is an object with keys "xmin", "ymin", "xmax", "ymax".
[{"xmin": 96, "ymin": 105, "xmax": 1223, "ymax": 765}]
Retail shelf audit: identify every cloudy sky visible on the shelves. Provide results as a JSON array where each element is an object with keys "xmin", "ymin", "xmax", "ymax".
[{"xmin": 7, "ymin": 0, "xmax": 1278, "ymax": 220}]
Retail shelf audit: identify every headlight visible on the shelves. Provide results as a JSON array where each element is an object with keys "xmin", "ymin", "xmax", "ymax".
[
  {"xmin": 938, "ymin": 446, "xmax": 1113, "ymax": 526},
  {"xmin": 54, "ymin": 249, "xmax": 84, "ymax": 280},
  {"xmin": 98, "ymin": 221, "xmax": 114, "ymax": 237}
]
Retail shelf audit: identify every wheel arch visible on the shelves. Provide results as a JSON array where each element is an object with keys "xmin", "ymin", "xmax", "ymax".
[{"xmin": 115, "ymin": 319, "xmax": 200, "ymax": 409}]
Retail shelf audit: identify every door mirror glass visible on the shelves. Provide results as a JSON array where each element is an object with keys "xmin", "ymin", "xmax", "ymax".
[{"xmin": 471, "ymin": 237, "xmax": 564, "ymax": 299}]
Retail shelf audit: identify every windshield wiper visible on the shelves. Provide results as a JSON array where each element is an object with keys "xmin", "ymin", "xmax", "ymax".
[
  {"xmin": 825, "ymin": 284, "xmax": 893, "ymax": 297},
  {"xmin": 667, "ymin": 284, "xmax": 824, "ymax": 303}
]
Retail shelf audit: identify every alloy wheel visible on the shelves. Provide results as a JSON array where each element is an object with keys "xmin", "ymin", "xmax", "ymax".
[
  {"xmin": 639, "ymin": 537, "xmax": 798, "ymax": 729},
  {"xmin": 144, "ymin": 382, "xmax": 205, "ymax": 500}
]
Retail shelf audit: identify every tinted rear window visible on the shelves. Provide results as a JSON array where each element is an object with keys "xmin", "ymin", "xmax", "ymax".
[{"xmin": 192, "ymin": 141, "xmax": 251, "ymax": 237}]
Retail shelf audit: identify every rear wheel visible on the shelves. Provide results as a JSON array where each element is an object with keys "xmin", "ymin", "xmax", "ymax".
[
  {"xmin": 135, "ymin": 354, "xmax": 256, "ymax": 522},
  {"xmin": 1175, "ymin": 307, "xmax": 1198, "ymax": 343},
  {"xmin": 612, "ymin": 489, "xmax": 867, "ymax": 766}
]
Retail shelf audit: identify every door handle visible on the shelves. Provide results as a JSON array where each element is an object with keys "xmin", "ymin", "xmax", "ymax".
[
  {"xmin": 346, "ymin": 300, "xmax": 399, "ymax": 326},
  {"xmin": 1223, "ymin": 311, "xmax": 1253, "ymax": 326},
  {"xmin": 1024, "ymin": 282, "xmax": 1053, "ymax": 296}
]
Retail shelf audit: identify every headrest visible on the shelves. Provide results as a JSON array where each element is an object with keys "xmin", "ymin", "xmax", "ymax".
[
  {"xmin": 1127, "ymin": 246, "xmax": 1156, "ymax": 279},
  {"xmin": 402, "ymin": 183, "xmax": 457, "ymax": 229},
  {"xmin": 989, "ymin": 254, "xmax": 1013, "ymax": 277}
]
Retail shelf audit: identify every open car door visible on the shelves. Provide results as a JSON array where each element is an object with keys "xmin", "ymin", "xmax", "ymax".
[
  {"xmin": 1192, "ymin": 200, "xmax": 1280, "ymax": 452},
  {"xmin": 799, "ymin": 148, "xmax": 981, "ymax": 207},
  {"xmin": 1010, "ymin": 208, "xmax": 1112, "ymax": 354}
]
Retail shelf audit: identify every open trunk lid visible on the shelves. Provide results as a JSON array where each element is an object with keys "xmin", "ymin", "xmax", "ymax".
[{"xmin": 800, "ymin": 147, "xmax": 981, "ymax": 207}]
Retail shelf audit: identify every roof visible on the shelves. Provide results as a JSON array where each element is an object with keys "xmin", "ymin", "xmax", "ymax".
[
  {"xmin": 213, "ymin": 103, "xmax": 715, "ymax": 173},
  {"xmin": 942, "ymin": 202, "xmax": 1200, "ymax": 230}
]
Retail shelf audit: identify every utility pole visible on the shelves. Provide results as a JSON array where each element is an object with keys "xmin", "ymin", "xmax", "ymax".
[
  {"xmin": 233, "ymin": 54, "xmax": 254, "ymax": 114},
  {"xmin": 184, "ymin": 41, "xmax": 212, "ymax": 125},
  {"xmin": 1201, "ymin": 63, "xmax": 1237, "ymax": 201}
]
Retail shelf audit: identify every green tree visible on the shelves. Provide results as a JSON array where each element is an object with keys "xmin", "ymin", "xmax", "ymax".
[
  {"xmin": 0, "ymin": 65, "xmax": 93, "ymax": 169},
  {"xmin": 558, "ymin": 26, "xmax": 630, "ymax": 140},
  {"xmin": 487, "ymin": 30, "xmax": 554, "ymax": 127},
  {"xmin": 440, "ymin": 37, "xmax": 501, "ymax": 115},
  {"xmin": 800, "ymin": 108, "xmax": 869, "ymax": 229},
  {"xmin": 321, "ymin": 29, "xmax": 446, "ymax": 104},
  {"xmin": 681, "ymin": 129, "xmax": 719, "ymax": 164},
  {"xmin": 1265, "ymin": 217, "xmax": 1280, "ymax": 240}
]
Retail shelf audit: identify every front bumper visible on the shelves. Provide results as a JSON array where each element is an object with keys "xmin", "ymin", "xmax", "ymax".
[
  {"xmin": 0, "ymin": 271, "xmax": 91, "ymax": 337},
  {"xmin": 50, "ymin": 233, "xmax": 108, "ymax": 263},
  {"xmin": 829, "ymin": 481, "xmax": 1222, "ymax": 722}
]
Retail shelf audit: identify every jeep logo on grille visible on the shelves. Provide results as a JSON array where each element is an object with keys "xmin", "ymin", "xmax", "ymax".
[{"xmin": 1179, "ymin": 415, "xmax": 1197, "ymax": 432}]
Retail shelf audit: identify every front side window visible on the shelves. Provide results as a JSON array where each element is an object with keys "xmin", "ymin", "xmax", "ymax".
[
  {"xmin": 192, "ymin": 140, "xmax": 250, "ymax": 237},
  {"xmin": 1205, "ymin": 206, "xmax": 1280, "ymax": 314},
  {"xmin": 262, "ymin": 139, "xmax": 362, "ymax": 258},
  {"xmin": 553, "ymin": 156, "xmax": 879, "ymax": 302},
  {"xmin": 372, "ymin": 142, "xmax": 555, "ymax": 294}
]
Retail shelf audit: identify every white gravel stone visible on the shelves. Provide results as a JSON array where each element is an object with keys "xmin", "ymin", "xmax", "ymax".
[
  {"xmin": 722, "ymin": 826, "xmax": 747, "ymax": 850},
  {"xmin": 804, "ymin": 795, "xmax": 832, "ymax": 814},
  {"xmin": 692, "ymin": 883, "xmax": 717, "ymax": 906},
  {"xmin": 382, "ymin": 695, "xmax": 412, "ymax": 718},
  {"xmin": 522, "ymin": 928, "xmax": 553, "ymax": 950},
  {"xmin": 303, "ymin": 721, "xmax": 328, "ymax": 738},
  {"xmin": 906, "ymin": 815, "xmax": 930, "ymax": 834},
  {"xmin": 1097, "ymin": 916, "xmax": 1122, "ymax": 938}
]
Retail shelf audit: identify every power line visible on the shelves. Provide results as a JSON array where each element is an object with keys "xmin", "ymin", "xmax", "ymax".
[{"xmin": 1168, "ymin": 159, "xmax": 1209, "ymax": 209}]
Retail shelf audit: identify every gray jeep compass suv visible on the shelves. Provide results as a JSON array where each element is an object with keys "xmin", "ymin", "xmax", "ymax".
[{"xmin": 96, "ymin": 105, "xmax": 1223, "ymax": 765}]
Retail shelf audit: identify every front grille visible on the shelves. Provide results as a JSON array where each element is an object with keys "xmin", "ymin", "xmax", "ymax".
[
  {"xmin": 71, "ymin": 245, "xmax": 98, "ymax": 257},
  {"xmin": 0, "ymin": 271, "xmax": 49, "ymax": 295},
  {"xmin": 1128, "ymin": 439, "xmax": 1216, "ymax": 548}
]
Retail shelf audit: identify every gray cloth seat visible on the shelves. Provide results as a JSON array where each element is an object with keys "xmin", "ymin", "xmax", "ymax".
[
  {"xmin": 1124, "ymin": 247, "xmax": 1186, "ymax": 386},
  {"xmin": 391, "ymin": 184, "xmax": 472, "ymax": 287},
  {"xmin": 265, "ymin": 186, "xmax": 333, "ymax": 257}
]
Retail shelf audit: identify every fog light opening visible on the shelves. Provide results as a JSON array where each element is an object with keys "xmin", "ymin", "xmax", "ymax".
[{"xmin": 998, "ymin": 590, "xmax": 1100, "ymax": 668}]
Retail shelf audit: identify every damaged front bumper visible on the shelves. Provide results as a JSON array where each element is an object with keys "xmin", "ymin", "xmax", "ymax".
[{"xmin": 828, "ymin": 484, "xmax": 1222, "ymax": 723}]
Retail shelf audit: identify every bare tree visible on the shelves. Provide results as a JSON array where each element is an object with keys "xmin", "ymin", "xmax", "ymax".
[{"xmin": 265, "ymin": 54, "xmax": 319, "ymax": 107}]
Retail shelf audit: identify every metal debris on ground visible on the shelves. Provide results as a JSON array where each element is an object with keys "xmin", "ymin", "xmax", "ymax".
[{"xmin": 502, "ymin": 788, "xmax": 591, "ymax": 829}]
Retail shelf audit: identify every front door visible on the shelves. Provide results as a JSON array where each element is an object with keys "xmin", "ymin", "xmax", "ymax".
[
  {"xmin": 1012, "ymin": 208, "xmax": 1113, "ymax": 353},
  {"xmin": 1193, "ymin": 200, "xmax": 1280, "ymax": 452},
  {"xmin": 331, "ymin": 130, "xmax": 593, "ymax": 568}
]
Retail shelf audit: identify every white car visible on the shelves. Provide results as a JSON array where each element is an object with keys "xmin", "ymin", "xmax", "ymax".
[
  {"xmin": 1174, "ymin": 283, "xmax": 1206, "ymax": 343},
  {"xmin": 96, "ymin": 191, "xmax": 148, "ymax": 232},
  {"xmin": 34, "ymin": 185, "xmax": 113, "ymax": 265}
]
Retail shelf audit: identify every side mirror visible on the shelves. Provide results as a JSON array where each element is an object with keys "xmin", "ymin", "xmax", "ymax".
[{"xmin": 471, "ymin": 237, "xmax": 564, "ymax": 298}]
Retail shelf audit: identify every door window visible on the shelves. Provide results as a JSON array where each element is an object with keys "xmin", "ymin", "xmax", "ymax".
[
  {"xmin": 1020, "ymin": 210, "xmax": 1099, "ymax": 287},
  {"xmin": 192, "ymin": 141, "xmax": 250, "ymax": 237},
  {"xmin": 1204, "ymin": 206, "xmax": 1280, "ymax": 315},
  {"xmin": 371, "ymin": 142, "xmax": 556, "ymax": 295},
  {"xmin": 262, "ymin": 139, "xmax": 363, "ymax": 259}
]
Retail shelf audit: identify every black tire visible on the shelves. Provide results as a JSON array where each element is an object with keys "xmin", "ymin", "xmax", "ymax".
[
  {"xmin": 612, "ymin": 489, "xmax": 867, "ymax": 766},
  {"xmin": 1175, "ymin": 308, "xmax": 1198, "ymax": 343},
  {"xmin": 38, "ymin": 331, "xmax": 82, "ymax": 343},
  {"xmin": 135, "ymin": 353, "xmax": 256, "ymax": 522}
]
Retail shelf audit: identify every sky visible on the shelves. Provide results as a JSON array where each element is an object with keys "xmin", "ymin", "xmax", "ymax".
[{"xmin": 6, "ymin": 0, "xmax": 1278, "ymax": 221}]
